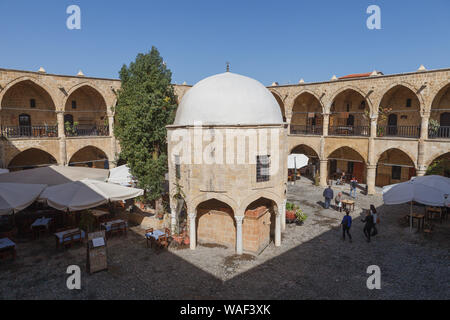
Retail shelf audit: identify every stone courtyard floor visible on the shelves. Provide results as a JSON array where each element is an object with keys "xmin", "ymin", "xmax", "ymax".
[{"xmin": 0, "ymin": 179, "xmax": 449, "ymax": 300}]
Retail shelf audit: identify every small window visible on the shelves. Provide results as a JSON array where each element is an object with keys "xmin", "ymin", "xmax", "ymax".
[
  {"xmin": 30, "ymin": 99, "xmax": 36, "ymax": 108},
  {"xmin": 256, "ymin": 155, "xmax": 270, "ymax": 182},
  {"xmin": 174, "ymin": 155, "xmax": 181, "ymax": 179},
  {"xmin": 359, "ymin": 101, "xmax": 366, "ymax": 110},
  {"xmin": 72, "ymin": 100, "xmax": 77, "ymax": 109},
  {"xmin": 406, "ymin": 99, "xmax": 412, "ymax": 108},
  {"xmin": 346, "ymin": 104, "xmax": 350, "ymax": 112},
  {"xmin": 392, "ymin": 166, "xmax": 401, "ymax": 180}
]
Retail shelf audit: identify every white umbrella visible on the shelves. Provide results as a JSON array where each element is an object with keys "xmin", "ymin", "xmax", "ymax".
[
  {"xmin": 383, "ymin": 175, "xmax": 450, "ymax": 231},
  {"xmin": 39, "ymin": 179, "xmax": 144, "ymax": 211},
  {"xmin": 108, "ymin": 165, "xmax": 133, "ymax": 186},
  {"xmin": 0, "ymin": 169, "xmax": 9, "ymax": 175},
  {"xmin": 288, "ymin": 154, "xmax": 309, "ymax": 169},
  {"xmin": 0, "ymin": 183, "xmax": 47, "ymax": 215}
]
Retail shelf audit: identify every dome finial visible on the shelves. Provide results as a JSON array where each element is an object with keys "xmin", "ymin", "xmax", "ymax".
[{"xmin": 226, "ymin": 61, "xmax": 230, "ymax": 72}]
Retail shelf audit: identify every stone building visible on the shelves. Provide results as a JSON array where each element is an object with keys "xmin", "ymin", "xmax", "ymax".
[
  {"xmin": 0, "ymin": 68, "xmax": 121, "ymax": 170},
  {"xmin": 175, "ymin": 66, "xmax": 450, "ymax": 194},
  {"xmin": 167, "ymin": 72, "xmax": 288, "ymax": 254}
]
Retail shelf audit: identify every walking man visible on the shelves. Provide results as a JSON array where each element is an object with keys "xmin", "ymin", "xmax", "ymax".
[
  {"xmin": 323, "ymin": 185, "xmax": 334, "ymax": 209},
  {"xmin": 370, "ymin": 205, "xmax": 378, "ymax": 236},
  {"xmin": 350, "ymin": 177, "xmax": 358, "ymax": 198},
  {"xmin": 362, "ymin": 210, "xmax": 375, "ymax": 242},
  {"xmin": 341, "ymin": 209, "xmax": 352, "ymax": 242},
  {"xmin": 335, "ymin": 192, "xmax": 343, "ymax": 212}
]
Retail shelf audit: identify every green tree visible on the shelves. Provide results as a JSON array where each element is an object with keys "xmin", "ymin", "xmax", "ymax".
[{"xmin": 114, "ymin": 47, "xmax": 178, "ymax": 203}]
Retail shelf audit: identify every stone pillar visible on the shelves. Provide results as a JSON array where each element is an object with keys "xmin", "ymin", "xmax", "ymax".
[
  {"xmin": 235, "ymin": 215, "xmax": 244, "ymax": 255},
  {"xmin": 322, "ymin": 113, "xmax": 330, "ymax": 136},
  {"xmin": 417, "ymin": 140, "xmax": 427, "ymax": 176},
  {"xmin": 319, "ymin": 159, "xmax": 328, "ymax": 187},
  {"xmin": 108, "ymin": 115, "xmax": 117, "ymax": 167},
  {"xmin": 366, "ymin": 165, "xmax": 377, "ymax": 195},
  {"xmin": 370, "ymin": 117, "xmax": 378, "ymax": 138},
  {"xmin": 188, "ymin": 213, "xmax": 196, "ymax": 250},
  {"xmin": 170, "ymin": 205, "xmax": 177, "ymax": 234},
  {"xmin": 275, "ymin": 213, "xmax": 281, "ymax": 247},
  {"xmin": 108, "ymin": 115, "xmax": 114, "ymax": 137},
  {"xmin": 420, "ymin": 112, "xmax": 430, "ymax": 140},
  {"xmin": 281, "ymin": 199, "xmax": 287, "ymax": 231},
  {"xmin": 57, "ymin": 112, "xmax": 67, "ymax": 166}
]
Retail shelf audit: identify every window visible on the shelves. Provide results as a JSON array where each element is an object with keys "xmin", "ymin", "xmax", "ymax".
[
  {"xmin": 30, "ymin": 99, "xmax": 36, "ymax": 108},
  {"xmin": 346, "ymin": 104, "xmax": 350, "ymax": 112},
  {"xmin": 256, "ymin": 155, "xmax": 270, "ymax": 182},
  {"xmin": 359, "ymin": 101, "xmax": 366, "ymax": 110},
  {"xmin": 392, "ymin": 166, "xmax": 401, "ymax": 180},
  {"xmin": 174, "ymin": 155, "xmax": 181, "ymax": 179},
  {"xmin": 406, "ymin": 99, "xmax": 412, "ymax": 108},
  {"xmin": 72, "ymin": 100, "xmax": 77, "ymax": 109}
]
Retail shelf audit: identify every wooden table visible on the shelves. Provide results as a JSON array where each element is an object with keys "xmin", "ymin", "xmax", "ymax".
[
  {"xmin": 342, "ymin": 199, "xmax": 355, "ymax": 212},
  {"xmin": 31, "ymin": 217, "xmax": 52, "ymax": 239},
  {"xmin": 54, "ymin": 228, "xmax": 85, "ymax": 249},
  {"xmin": 100, "ymin": 219, "xmax": 127, "ymax": 238},
  {"xmin": 407, "ymin": 213, "xmax": 425, "ymax": 230}
]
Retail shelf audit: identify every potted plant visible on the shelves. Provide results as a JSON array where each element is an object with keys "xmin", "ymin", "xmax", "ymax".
[
  {"xmin": 285, "ymin": 202, "xmax": 297, "ymax": 224},
  {"xmin": 429, "ymin": 119, "xmax": 440, "ymax": 138},
  {"xmin": 295, "ymin": 208, "xmax": 308, "ymax": 226}
]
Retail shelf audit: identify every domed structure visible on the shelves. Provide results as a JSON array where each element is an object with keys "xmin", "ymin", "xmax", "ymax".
[{"xmin": 174, "ymin": 72, "xmax": 283, "ymax": 126}]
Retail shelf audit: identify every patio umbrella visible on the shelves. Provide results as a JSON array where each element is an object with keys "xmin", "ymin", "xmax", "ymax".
[
  {"xmin": 382, "ymin": 175, "xmax": 450, "ymax": 231},
  {"xmin": 39, "ymin": 179, "xmax": 144, "ymax": 212},
  {"xmin": 0, "ymin": 183, "xmax": 47, "ymax": 216},
  {"xmin": 288, "ymin": 154, "xmax": 309, "ymax": 169},
  {"xmin": 108, "ymin": 165, "xmax": 133, "ymax": 186}
]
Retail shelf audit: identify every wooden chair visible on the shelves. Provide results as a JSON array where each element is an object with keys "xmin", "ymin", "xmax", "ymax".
[
  {"xmin": 109, "ymin": 222, "xmax": 126, "ymax": 238},
  {"xmin": 157, "ymin": 235, "xmax": 169, "ymax": 250},
  {"xmin": 423, "ymin": 222, "xmax": 433, "ymax": 238},
  {"xmin": 145, "ymin": 228, "xmax": 154, "ymax": 248},
  {"xmin": 61, "ymin": 230, "xmax": 83, "ymax": 249}
]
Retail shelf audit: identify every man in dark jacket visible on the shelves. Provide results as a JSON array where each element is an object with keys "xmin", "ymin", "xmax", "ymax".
[
  {"xmin": 323, "ymin": 185, "xmax": 334, "ymax": 209},
  {"xmin": 341, "ymin": 209, "xmax": 352, "ymax": 242},
  {"xmin": 361, "ymin": 210, "xmax": 375, "ymax": 242}
]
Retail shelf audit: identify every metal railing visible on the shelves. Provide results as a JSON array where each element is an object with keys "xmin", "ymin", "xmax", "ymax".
[
  {"xmin": 428, "ymin": 126, "xmax": 450, "ymax": 139},
  {"xmin": 1, "ymin": 125, "xmax": 58, "ymax": 138},
  {"xmin": 377, "ymin": 125, "xmax": 420, "ymax": 138},
  {"xmin": 290, "ymin": 125, "xmax": 323, "ymax": 135},
  {"xmin": 65, "ymin": 125, "xmax": 109, "ymax": 137},
  {"xmin": 328, "ymin": 125, "xmax": 370, "ymax": 137}
]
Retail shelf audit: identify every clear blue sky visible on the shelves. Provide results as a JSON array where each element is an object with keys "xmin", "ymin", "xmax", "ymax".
[{"xmin": 1, "ymin": 0, "xmax": 449, "ymax": 86}]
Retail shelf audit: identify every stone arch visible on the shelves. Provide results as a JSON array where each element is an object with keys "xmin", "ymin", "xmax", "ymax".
[
  {"xmin": 270, "ymin": 90, "xmax": 286, "ymax": 122},
  {"xmin": 68, "ymin": 145, "xmax": 109, "ymax": 168},
  {"xmin": 189, "ymin": 193, "xmax": 238, "ymax": 214},
  {"xmin": 291, "ymin": 89, "xmax": 325, "ymax": 113},
  {"xmin": 429, "ymin": 80, "xmax": 450, "ymax": 110},
  {"xmin": 329, "ymin": 85, "xmax": 373, "ymax": 115},
  {"xmin": 290, "ymin": 90, "xmax": 325, "ymax": 135},
  {"xmin": 326, "ymin": 145, "xmax": 366, "ymax": 162},
  {"xmin": 379, "ymin": 81, "xmax": 425, "ymax": 111},
  {"xmin": 430, "ymin": 82, "xmax": 450, "ymax": 138},
  {"xmin": 0, "ymin": 76, "xmax": 59, "ymax": 109},
  {"xmin": 375, "ymin": 148, "xmax": 417, "ymax": 186},
  {"xmin": 239, "ymin": 190, "xmax": 282, "ymax": 212},
  {"xmin": 375, "ymin": 146, "xmax": 417, "ymax": 166},
  {"xmin": 63, "ymin": 82, "xmax": 108, "ymax": 112},
  {"xmin": 7, "ymin": 148, "xmax": 57, "ymax": 171},
  {"xmin": 425, "ymin": 151, "xmax": 450, "ymax": 169}
]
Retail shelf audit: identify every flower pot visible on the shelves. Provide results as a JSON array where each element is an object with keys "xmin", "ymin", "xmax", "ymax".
[{"xmin": 183, "ymin": 236, "xmax": 190, "ymax": 245}]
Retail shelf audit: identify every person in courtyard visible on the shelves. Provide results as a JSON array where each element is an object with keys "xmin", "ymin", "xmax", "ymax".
[
  {"xmin": 370, "ymin": 205, "xmax": 379, "ymax": 236},
  {"xmin": 323, "ymin": 185, "xmax": 334, "ymax": 209},
  {"xmin": 350, "ymin": 177, "xmax": 358, "ymax": 198},
  {"xmin": 335, "ymin": 192, "xmax": 343, "ymax": 212},
  {"xmin": 361, "ymin": 210, "xmax": 375, "ymax": 242},
  {"xmin": 341, "ymin": 209, "xmax": 352, "ymax": 242}
]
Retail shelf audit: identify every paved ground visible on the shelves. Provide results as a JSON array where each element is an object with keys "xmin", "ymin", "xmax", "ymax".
[{"xmin": 1, "ymin": 179, "xmax": 449, "ymax": 300}]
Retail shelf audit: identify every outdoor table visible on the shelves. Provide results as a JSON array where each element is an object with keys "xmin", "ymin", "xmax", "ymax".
[
  {"xmin": 342, "ymin": 199, "xmax": 355, "ymax": 212},
  {"xmin": 100, "ymin": 219, "xmax": 128, "ymax": 238},
  {"xmin": 54, "ymin": 228, "xmax": 85, "ymax": 249},
  {"xmin": 90, "ymin": 209, "xmax": 110, "ymax": 226},
  {"xmin": 145, "ymin": 229, "xmax": 165, "ymax": 241},
  {"xmin": 0, "ymin": 238, "xmax": 16, "ymax": 260},
  {"xmin": 407, "ymin": 213, "xmax": 425, "ymax": 230},
  {"xmin": 31, "ymin": 217, "xmax": 52, "ymax": 239}
]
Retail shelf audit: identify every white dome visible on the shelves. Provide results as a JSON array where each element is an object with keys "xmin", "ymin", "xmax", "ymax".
[{"xmin": 174, "ymin": 72, "xmax": 283, "ymax": 126}]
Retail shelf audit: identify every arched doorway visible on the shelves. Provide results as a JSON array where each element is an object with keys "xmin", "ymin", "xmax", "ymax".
[
  {"xmin": 271, "ymin": 92, "xmax": 286, "ymax": 122},
  {"xmin": 376, "ymin": 149, "xmax": 416, "ymax": 186},
  {"xmin": 69, "ymin": 146, "xmax": 109, "ymax": 168},
  {"xmin": 290, "ymin": 92, "xmax": 323, "ymax": 135},
  {"xmin": 195, "ymin": 199, "xmax": 235, "ymax": 249},
  {"xmin": 329, "ymin": 89, "xmax": 370, "ymax": 136},
  {"xmin": 426, "ymin": 152, "xmax": 450, "ymax": 177},
  {"xmin": 243, "ymin": 197, "xmax": 278, "ymax": 255},
  {"xmin": 1, "ymin": 80, "xmax": 57, "ymax": 138},
  {"xmin": 8, "ymin": 148, "xmax": 57, "ymax": 171},
  {"xmin": 430, "ymin": 83, "xmax": 450, "ymax": 139},
  {"xmin": 328, "ymin": 147, "xmax": 366, "ymax": 183},
  {"xmin": 64, "ymin": 85, "xmax": 108, "ymax": 137},
  {"xmin": 290, "ymin": 144, "xmax": 320, "ymax": 181},
  {"xmin": 378, "ymin": 85, "xmax": 421, "ymax": 138}
]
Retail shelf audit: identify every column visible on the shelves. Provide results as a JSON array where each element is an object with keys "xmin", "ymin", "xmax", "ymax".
[
  {"xmin": 235, "ymin": 215, "xmax": 244, "ymax": 255},
  {"xmin": 57, "ymin": 111, "xmax": 67, "ymax": 166},
  {"xmin": 322, "ymin": 113, "xmax": 330, "ymax": 136},
  {"xmin": 370, "ymin": 117, "xmax": 378, "ymax": 138},
  {"xmin": 188, "ymin": 213, "xmax": 196, "ymax": 250},
  {"xmin": 275, "ymin": 213, "xmax": 281, "ymax": 247},
  {"xmin": 281, "ymin": 199, "xmax": 287, "ymax": 231},
  {"xmin": 170, "ymin": 205, "xmax": 177, "ymax": 234},
  {"xmin": 319, "ymin": 159, "xmax": 328, "ymax": 187},
  {"xmin": 366, "ymin": 165, "xmax": 377, "ymax": 195},
  {"xmin": 420, "ymin": 112, "xmax": 430, "ymax": 140},
  {"xmin": 416, "ymin": 140, "xmax": 427, "ymax": 176},
  {"xmin": 108, "ymin": 115, "xmax": 117, "ymax": 167},
  {"xmin": 108, "ymin": 114, "xmax": 115, "ymax": 137}
]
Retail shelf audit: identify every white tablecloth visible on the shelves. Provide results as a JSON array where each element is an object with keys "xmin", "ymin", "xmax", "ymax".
[
  {"xmin": 0, "ymin": 238, "xmax": 15, "ymax": 249},
  {"xmin": 145, "ymin": 230, "xmax": 165, "ymax": 240},
  {"xmin": 101, "ymin": 219, "xmax": 128, "ymax": 232},
  {"xmin": 31, "ymin": 217, "xmax": 52, "ymax": 229}
]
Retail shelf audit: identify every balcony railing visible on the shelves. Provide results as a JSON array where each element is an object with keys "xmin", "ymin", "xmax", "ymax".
[
  {"xmin": 377, "ymin": 125, "xmax": 420, "ymax": 138},
  {"xmin": 328, "ymin": 125, "xmax": 370, "ymax": 137},
  {"xmin": 290, "ymin": 125, "xmax": 323, "ymax": 135},
  {"xmin": 1, "ymin": 125, "xmax": 58, "ymax": 138},
  {"xmin": 428, "ymin": 126, "xmax": 450, "ymax": 139},
  {"xmin": 65, "ymin": 125, "xmax": 109, "ymax": 137}
]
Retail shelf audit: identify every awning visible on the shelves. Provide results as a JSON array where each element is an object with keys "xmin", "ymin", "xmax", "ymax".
[{"xmin": 0, "ymin": 183, "xmax": 47, "ymax": 216}]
